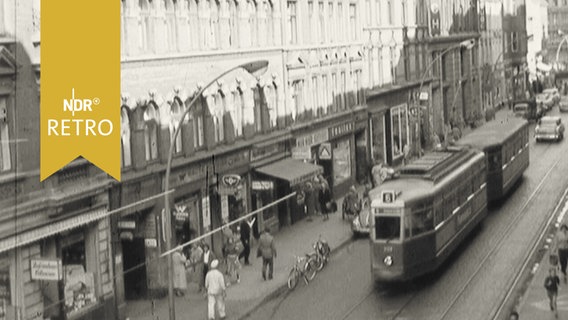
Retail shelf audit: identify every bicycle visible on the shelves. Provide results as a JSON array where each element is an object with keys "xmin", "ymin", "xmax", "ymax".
[
  {"xmin": 287, "ymin": 255, "xmax": 318, "ymax": 290},
  {"xmin": 310, "ymin": 235, "xmax": 331, "ymax": 271}
]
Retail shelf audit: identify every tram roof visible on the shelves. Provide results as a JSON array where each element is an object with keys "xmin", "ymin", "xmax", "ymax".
[
  {"xmin": 369, "ymin": 179, "xmax": 433, "ymax": 203},
  {"xmin": 455, "ymin": 117, "xmax": 528, "ymax": 150}
]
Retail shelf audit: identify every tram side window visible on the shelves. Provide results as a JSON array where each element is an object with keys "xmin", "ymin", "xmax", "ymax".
[
  {"xmin": 375, "ymin": 216, "xmax": 401, "ymax": 240},
  {"xmin": 409, "ymin": 209, "xmax": 434, "ymax": 237}
]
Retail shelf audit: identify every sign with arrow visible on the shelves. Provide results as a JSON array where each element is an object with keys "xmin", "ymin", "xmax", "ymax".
[{"xmin": 319, "ymin": 143, "xmax": 332, "ymax": 160}]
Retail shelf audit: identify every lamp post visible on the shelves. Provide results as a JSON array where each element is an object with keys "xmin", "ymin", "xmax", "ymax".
[
  {"xmin": 556, "ymin": 30, "xmax": 568, "ymax": 69},
  {"xmin": 163, "ymin": 60, "xmax": 269, "ymax": 320},
  {"xmin": 413, "ymin": 39, "xmax": 475, "ymax": 153}
]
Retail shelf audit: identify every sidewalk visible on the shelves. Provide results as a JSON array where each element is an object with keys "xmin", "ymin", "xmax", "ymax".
[
  {"xmin": 516, "ymin": 197, "xmax": 568, "ymax": 320},
  {"xmin": 123, "ymin": 187, "xmax": 362, "ymax": 320}
]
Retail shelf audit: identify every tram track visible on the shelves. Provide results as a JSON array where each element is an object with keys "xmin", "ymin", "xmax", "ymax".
[{"xmin": 336, "ymin": 141, "xmax": 563, "ymax": 320}]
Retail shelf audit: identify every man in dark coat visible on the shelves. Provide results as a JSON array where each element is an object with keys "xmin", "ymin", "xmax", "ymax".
[{"xmin": 239, "ymin": 219, "xmax": 251, "ymax": 265}]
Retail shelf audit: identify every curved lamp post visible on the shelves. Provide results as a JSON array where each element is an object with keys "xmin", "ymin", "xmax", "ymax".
[
  {"xmin": 556, "ymin": 30, "xmax": 568, "ymax": 68},
  {"xmin": 413, "ymin": 39, "xmax": 475, "ymax": 153},
  {"xmin": 163, "ymin": 60, "xmax": 269, "ymax": 320}
]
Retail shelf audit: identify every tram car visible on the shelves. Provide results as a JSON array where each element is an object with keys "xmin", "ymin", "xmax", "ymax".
[
  {"xmin": 455, "ymin": 118, "xmax": 530, "ymax": 201},
  {"xmin": 370, "ymin": 118, "xmax": 530, "ymax": 282}
]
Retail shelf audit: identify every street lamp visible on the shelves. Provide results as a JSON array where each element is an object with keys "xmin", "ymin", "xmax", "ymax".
[
  {"xmin": 413, "ymin": 39, "xmax": 475, "ymax": 153},
  {"xmin": 163, "ymin": 60, "xmax": 269, "ymax": 320},
  {"xmin": 556, "ymin": 30, "xmax": 568, "ymax": 68}
]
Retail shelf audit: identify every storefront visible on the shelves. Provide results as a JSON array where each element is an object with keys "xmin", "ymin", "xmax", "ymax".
[
  {"xmin": 255, "ymin": 158, "xmax": 323, "ymax": 226},
  {"xmin": 0, "ymin": 207, "xmax": 115, "ymax": 320},
  {"xmin": 367, "ymin": 85, "xmax": 420, "ymax": 167},
  {"xmin": 249, "ymin": 136, "xmax": 291, "ymax": 234}
]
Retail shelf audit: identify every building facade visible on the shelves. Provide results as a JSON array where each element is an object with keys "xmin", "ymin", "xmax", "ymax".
[
  {"xmin": 502, "ymin": 0, "xmax": 529, "ymax": 101},
  {"xmin": 546, "ymin": 0, "xmax": 568, "ymax": 70},
  {"xmin": 525, "ymin": 0, "xmax": 548, "ymax": 79}
]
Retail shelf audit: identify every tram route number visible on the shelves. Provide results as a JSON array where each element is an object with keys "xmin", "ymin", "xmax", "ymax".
[{"xmin": 383, "ymin": 246, "xmax": 393, "ymax": 253}]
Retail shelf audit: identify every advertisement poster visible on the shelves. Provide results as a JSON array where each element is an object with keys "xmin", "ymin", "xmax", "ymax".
[{"xmin": 0, "ymin": 1, "xmax": 555, "ymax": 320}]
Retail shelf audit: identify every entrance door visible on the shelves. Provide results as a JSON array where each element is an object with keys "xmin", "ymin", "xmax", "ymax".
[
  {"xmin": 355, "ymin": 130, "xmax": 368, "ymax": 184},
  {"xmin": 121, "ymin": 238, "xmax": 147, "ymax": 300}
]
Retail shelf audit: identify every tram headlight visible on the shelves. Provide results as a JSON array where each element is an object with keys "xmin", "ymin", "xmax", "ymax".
[{"xmin": 383, "ymin": 255, "xmax": 393, "ymax": 266}]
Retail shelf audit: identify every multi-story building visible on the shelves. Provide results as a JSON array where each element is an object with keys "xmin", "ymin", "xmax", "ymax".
[
  {"xmin": 363, "ymin": 0, "xmax": 431, "ymax": 165},
  {"xmin": 479, "ymin": 0, "xmax": 506, "ymax": 112},
  {"xmin": 422, "ymin": 0, "xmax": 482, "ymax": 139},
  {"xmin": 0, "ymin": 1, "xmax": 118, "ymax": 320},
  {"xmin": 526, "ymin": 0, "xmax": 548, "ymax": 78},
  {"xmin": 546, "ymin": 0, "xmax": 568, "ymax": 69},
  {"xmin": 502, "ymin": 0, "xmax": 529, "ymax": 101}
]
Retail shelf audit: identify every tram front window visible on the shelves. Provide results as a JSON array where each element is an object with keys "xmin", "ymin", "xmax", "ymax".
[{"xmin": 375, "ymin": 216, "xmax": 401, "ymax": 240}]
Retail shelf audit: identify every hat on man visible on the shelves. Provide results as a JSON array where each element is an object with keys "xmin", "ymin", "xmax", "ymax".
[{"xmin": 211, "ymin": 259, "xmax": 219, "ymax": 269}]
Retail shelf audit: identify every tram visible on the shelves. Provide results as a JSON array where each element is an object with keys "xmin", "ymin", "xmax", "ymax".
[
  {"xmin": 370, "ymin": 147, "xmax": 487, "ymax": 282},
  {"xmin": 455, "ymin": 118, "xmax": 529, "ymax": 201}
]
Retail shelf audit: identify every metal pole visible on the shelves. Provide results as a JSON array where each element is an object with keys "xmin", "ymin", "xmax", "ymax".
[{"xmin": 163, "ymin": 60, "xmax": 268, "ymax": 320}]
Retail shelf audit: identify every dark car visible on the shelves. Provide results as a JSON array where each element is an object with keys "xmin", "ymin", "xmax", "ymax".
[
  {"xmin": 535, "ymin": 116, "xmax": 565, "ymax": 142},
  {"xmin": 513, "ymin": 99, "xmax": 543, "ymax": 121}
]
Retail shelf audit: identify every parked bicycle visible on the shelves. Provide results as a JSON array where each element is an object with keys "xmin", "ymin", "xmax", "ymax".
[
  {"xmin": 287, "ymin": 255, "xmax": 318, "ymax": 290},
  {"xmin": 310, "ymin": 235, "xmax": 331, "ymax": 271}
]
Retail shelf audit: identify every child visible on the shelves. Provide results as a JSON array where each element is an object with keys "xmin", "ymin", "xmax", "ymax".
[{"xmin": 544, "ymin": 267, "xmax": 561, "ymax": 315}]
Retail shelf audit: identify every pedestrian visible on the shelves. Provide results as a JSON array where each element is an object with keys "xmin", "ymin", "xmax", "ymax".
[
  {"xmin": 508, "ymin": 311, "xmax": 519, "ymax": 320},
  {"xmin": 313, "ymin": 176, "xmax": 322, "ymax": 216},
  {"xmin": 544, "ymin": 267, "xmax": 560, "ymax": 314},
  {"xmin": 190, "ymin": 243, "xmax": 204, "ymax": 292},
  {"xmin": 554, "ymin": 223, "xmax": 568, "ymax": 283},
  {"xmin": 257, "ymin": 227, "xmax": 276, "ymax": 281},
  {"xmin": 172, "ymin": 247, "xmax": 188, "ymax": 297},
  {"xmin": 223, "ymin": 237, "xmax": 240, "ymax": 283},
  {"xmin": 371, "ymin": 162, "xmax": 383, "ymax": 188},
  {"xmin": 319, "ymin": 178, "xmax": 332, "ymax": 221},
  {"xmin": 202, "ymin": 243, "xmax": 216, "ymax": 293},
  {"xmin": 239, "ymin": 218, "xmax": 251, "ymax": 265},
  {"xmin": 205, "ymin": 259, "xmax": 227, "ymax": 320},
  {"xmin": 304, "ymin": 181, "xmax": 315, "ymax": 221}
]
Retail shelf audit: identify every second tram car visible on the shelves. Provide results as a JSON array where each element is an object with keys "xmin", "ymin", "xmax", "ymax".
[
  {"xmin": 455, "ymin": 118, "xmax": 529, "ymax": 201},
  {"xmin": 370, "ymin": 147, "xmax": 487, "ymax": 282}
]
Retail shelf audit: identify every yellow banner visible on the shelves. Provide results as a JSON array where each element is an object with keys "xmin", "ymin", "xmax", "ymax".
[{"xmin": 41, "ymin": 0, "xmax": 120, "ymax": 181}]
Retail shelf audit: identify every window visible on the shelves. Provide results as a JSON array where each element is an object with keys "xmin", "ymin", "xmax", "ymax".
[
  {"xmin": 253, "ymin": 87, "xmax": 263, "ymax": 132},
  {"xmin": 291, "ymin": 80, "xmax": 305, "ymax": 117},
  {"xmin": 138, "ymin": 0, "xmax": 151, "ymax": 52},
  {"xmin": 328, "ymin": 2, "xmax": 334, "ymax": 42},
  {"xmin": 229, "ymin": 1, "xmax": 239, "ymax": 47},
  {"xmin": 340, "ymin": 71, "xmax": 346, "ymax": 109},
  {"xmin": 390, "ymin": 104, "xmax": 408, "ymax": 159},
  {"xmin": 249, "ymin": 1, "xmax": 258, "ymax": 46},
  {"xmin": 165, "ymin": 0, "xmax": 177, "ymax": 51},
  {"xmin": 322, "ymin": 75, "xmax": 328, "ymax": 112},
  {"xmin": 365, "ymin": 0, "xmax": 371, "ymax": 25},
  {"xmin": 0, "ymin": 98, "xmax": 10, "ymax": 172},
  {"xmin": 349, "ymin": 4, "xmax": 357, "ymax": 40},
  {"xmin": 191, "ymin": 97, "xmax": 205, "ymax": 149},
  {"xmin": 144, "ymin": 103, "xmax": 159, "ymax": 161},
  {"xmin": 511, "ymin": 32, "xmax": 519, "ymax": 52},
  {"xmin": 121, "ymin": 108, "xmax": 132, "ymax": 168},
  {"xmin": 375, "ymin": 0, "xmax": 381, "ymax": 25},
  {"xmin": 287, "ymin": 1, "xmax": 297, "ymax": 44},
  {"xmin": 212, "ymin": 93, "xmax": 225, "ymax": 143},
  {"xmin": 319, "ymin": 2, "xmax": 325, "ymax": 43},
  {"xmin": 402, "ymin": 0, "xmax": 407, "ymax": 25},
  {"xmin": 266, "ymin": 2, "xmax": 274, "ymax": 45},
  {"xmin": 331, "ymin": 73, "xmax": 337, "ymax": 111},
  {"xmin": 308, "ymin": 1, "xmax": 314, "ymax": 42},
  {"xmin": 210, "ymin": 0, "xmax": 220, "ymax": 49},
  {"xmin": 170, "ymin": 98, "xmax": 184, "ymax": 153},
  {"xmin": 387, "ymin": 0, "xmax": 393, "ymax": 25},
  {"xmin": 375, "ymin": 216, "xmax": 400, "ymax": 240},
  {"xmin": 312, "ymin": 76, "xmax": 318, "ymax": 112},
  {"xmin": 390, "ymin": 46, "xmax": 397, "ymax": 82},
  {"xmin": 233, "ymin": 90, "xmax": 244, "ymax": 137},
  {"xmin": 337, "ymin": 3, "xmax": 343, "ymax": 41}
]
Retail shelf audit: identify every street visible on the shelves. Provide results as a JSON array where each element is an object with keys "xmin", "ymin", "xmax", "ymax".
[{"xmin": 245, "ymin": 108, "xmax": 568, "ymax": 320}]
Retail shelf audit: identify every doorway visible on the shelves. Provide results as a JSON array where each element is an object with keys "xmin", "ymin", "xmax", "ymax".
[{"xmin": 121, "ymin": 238, "xmax": 147, "ymax": 300}]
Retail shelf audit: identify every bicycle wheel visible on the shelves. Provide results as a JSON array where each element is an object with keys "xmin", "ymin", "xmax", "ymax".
[
  {"xmin": 314, "ymin": 254, "xmax": 324, "ymax": 271},
  {"xmin": 288, "ymin": 268, "xmax": 300, "ymax": 290},
  {"xmin": 305, "ymin": 257, "xmax": 318, "ymax": 281}
]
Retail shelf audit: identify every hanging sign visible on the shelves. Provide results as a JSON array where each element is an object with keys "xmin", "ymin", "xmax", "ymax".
[
  {"xmin": 292, "ymin": 147, "xmax": 311, "ymax": 160},
  {"xmin": 222, "ymin": 174, "xmax": 241, "ymax": 187},
  {"xmin": 319, "ymin": 143, "xmax": 332, "ymax": 160},
  {"xmin": 118, "ymin": 220, "xmax": 136, "ymax": 229},
  {"xmin": 173, "ymin": 204, "xmax": 189, "ymax": 224},
  {"xmin": 30, "ymin": 259, "xmax": 63, "ymax": 281},
  {"xmin": 430, "ymin": 2, "xmax": 441, "ymax": 36},
  {"xmin": 252, "ymin": 181, "xmax": 274, "ymax": 190}
]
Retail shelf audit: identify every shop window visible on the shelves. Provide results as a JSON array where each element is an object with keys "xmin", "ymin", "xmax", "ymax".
[
  {"xmin": 391, "ymin": 104, "xmax": 409, "ymax": 160},
  {"xmin": 249, "ymin": 1, "xmax": 258, "ymax": 47},
  {"xmin": 121, "ymin": 107, "xmax": 132, "ymax": 168},
  {"xmin": 170, "ymin": 97, "xmax": 184, "ymax": 154},
  {"xmin": 328, "ymin": 2, "xmax": 334, "ymax": 42},
  {"xmin": 287, "ymin": 1, "xmax": 298, "ymax": 44},
  {"xmin": 333, "ymin": 139, "xmax": 352, "ymax": 186},
  {"xmin": 291, "ymin": 80, "xmax": 305, "ymax": 118},
  {"xmin": 210, "ymin": 0, "xmax": 220, "ymax": 49},
  {"xmin": 60, "ymin": 231, "xmax": 97, "ymax": 317},
  {"xmin": 340, "ymin": 71, "xmax": 346, "ymax": 110},
  {"xmin": 331, "ymin": 73, "xmax": 337, "ymax": 112},
  {"xmin": 349, "ymin": 4, "xmax": 357, "ymax": 40},
  {"xmin": 210, "ymin": 93, "xmax": 225, "ymax": 143},
  {"xmin": 165, "ymin": 0, "xmax": 177, "ymax": 51},
  {"xmin": 337, "ymin": 3, "xmax": 343, "ymax": 42},
  {"xmin": 143, "ymin": 103, "xmax": 159, "ymax": 162},
  {"xmin": 319, "ymin": 2, "xmax": 325, "ymax": 43},
  {"xmin": 233, "ymin": 90, "xmax": 244, "ymax": 137}
]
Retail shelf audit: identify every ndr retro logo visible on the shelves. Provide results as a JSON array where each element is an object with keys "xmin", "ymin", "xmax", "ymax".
[{"xmin": 47, "ymin": 88, "xmax": 113, "ymax": 137}]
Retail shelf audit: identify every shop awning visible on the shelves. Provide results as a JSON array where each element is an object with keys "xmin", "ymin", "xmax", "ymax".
[
  {"xmin": 0, "ymin": 208, "xmax": 108, "ymax": 254},
  {"xmin": 255, "ymin": 158, "xmax": 323, "ymax": 186}
]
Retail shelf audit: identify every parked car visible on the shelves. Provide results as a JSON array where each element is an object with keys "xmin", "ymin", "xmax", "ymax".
[
  {"xmin": 543, "ymin": 88, "xmax": 561, "ymax": 105},
  {"xmin": 560, "ymin": 100, "xmax": 568, "ymax": 112},
  {"xmin": 536, "ymin": 92, "xmax": 555, "ymax": 111},
  {"xmin": 535, "ymin": 116, "xmax": 565, "ymax": 142},
  {"xmin": 513, "ymin": 99, "xmax": 543, "ymax": 121}
]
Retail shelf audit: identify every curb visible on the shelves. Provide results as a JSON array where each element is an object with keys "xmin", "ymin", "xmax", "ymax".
[{"xmin": 236, "ymin": 233, "xmax": 356, "ymax": 320}]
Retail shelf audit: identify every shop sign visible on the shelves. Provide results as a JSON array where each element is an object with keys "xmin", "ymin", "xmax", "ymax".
[
  {"xmin": 318, "ymin": 143, "xmax": 332, "ymax": 160},
  {"xmin": 172, "ymin": 151, "xmax": 249, "ymax": 188},
  {"xmin": 252, "ymin": 181, "xmax": 274, "ymax": 190},
  {"xmin": 251, "ymin": 142, "xmax": 287, "ymax": 162},
  {"xmin": 419, "ymin": 92, "xmax": 429, "ymax": 101},
  {"xmin": 145, "ymin": 239, "xmax": 157, "ymax": 248},
  {"xmin": 328, "ymin": 122, "xmax": 354, "ymax": 140},
  {"xmin": 202, "ymin": 195, "xmax": 211, "ymax": 231},
  {"xmin": 30, "ymin": 259, "xmax": 62, "ymax": 281},
  {"xmin": 292, "ymin": 147, "xmax": 311, "ymax": 160},
  {"xmin": 118, "ymin": 220, "xmax": 136, "ymax": 229},
  {"xmin": 222, "ymin": 174, "xmax": 241, "ymax": 187},
  {"xmin": 173, "ymin": 204, "xmax": 189, "ymax": 224},
  {"xmin": 295, "ymin": 129, "xmax": 329, "ymax": 148}
]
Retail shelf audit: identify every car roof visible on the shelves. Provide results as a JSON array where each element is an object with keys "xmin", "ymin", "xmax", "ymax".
[
  {"xmin": 541, "ymin": 116, "xmax": 561, "ymax": 121},
  {"xmin": 543, "ymin": 88, "xmax": 557, "ymax": 92}
]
